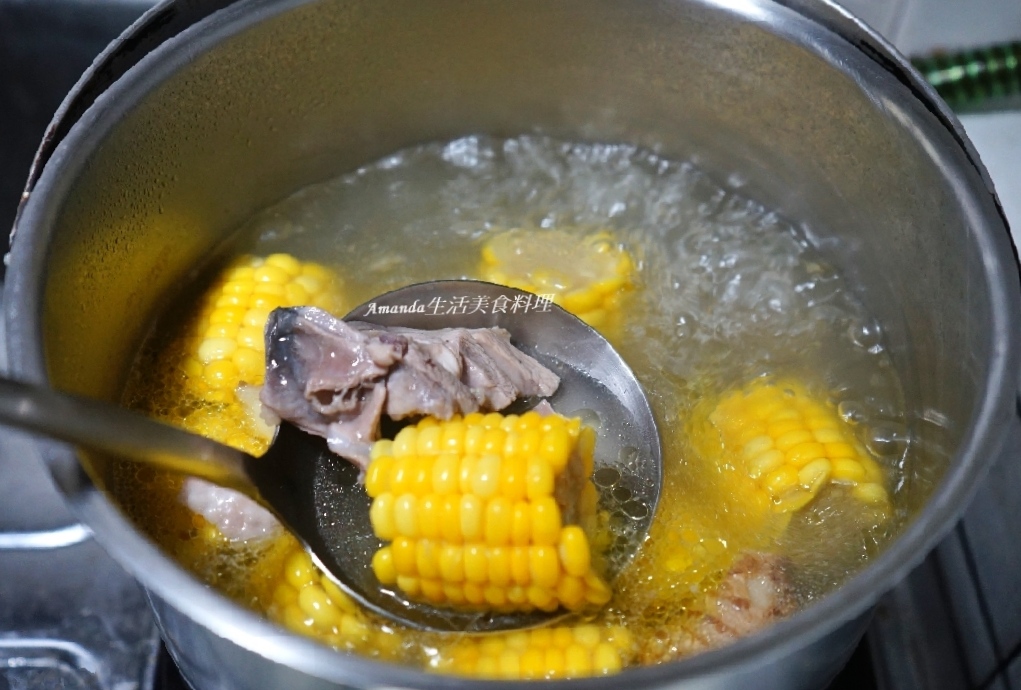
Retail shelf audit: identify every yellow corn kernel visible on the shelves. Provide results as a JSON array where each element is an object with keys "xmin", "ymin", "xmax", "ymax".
[
  {"xmin": 538, "ymin": 425, "xmax": 572, "ymax": 471},
  {"xmin": 798, "ymin": 458, "xmax": 832, "ymax": 493},
  {"xmin": 338, "ymin": 614, "xmax": 371, "ymax": 645},
  {"xmin": 555, "ymin": 575, "xmax": 586, "ymax": 609},
  {"xmin": 252, "ymin": 281, "xmax": 286, "ymax": 298},
  {"xmin": 418, "ymin": 495, "xmax": 442, "ymax": 540},
  {"xmin": 417, "ymin": 542, "xmax": 443, "ymax": 581},
  {"xmin": 396, "ymin": 575, "xmax": 421, "ymax": 597},
  {"xmin": 460, "ymin": 495, "xmax": 485, "ymax": 542},
  {"xmin": 593, "ymin": 642, "xmax": 623, "ymax": 674},
  {"xmin": 559, "ymin": 525, "xmax": 592, "ymax": 577},
  {"xmin": 203, "ymin": 359, "xmax": 239, "ymax": 390},
  {"xmin": 284, "ymin": 549, "xmax": 315, "ymax": 590},
  {"xmin": 464, "ymin": 545, "xmax": 488, "ymax": 583},
  {"xmin": 530, "ymin": 546, "xmax": 560, "ymax": 589},
  {"xmin": 476, "ymin": 656, "xmax": 499, "ymax": 678},
  {"xmin": 764, "ymin": 465, "xmax": 800, "ymax": 495},
  {"xmin": 391, "ymin": 537, "xmax": 417, "ymax": 576},
  {"xmin": 813, "ymin": 427, "xmax": 844, "ymax": 444},
  {"xmin": 485, "ymin": 497, "xmax": 513, "ymax": 545},
  {"xmin": 411, "ymin": 424, "xmax": 439, "ymax": 455},
  {"xmin": 438, "ymin": 544, "xmax": 465, "ymax": 583},
  {"xmin": 298, "ymin": 584, "xmax": 343, "ymax": 632},
  {"xmin": 742, "ymin": 436, "xmax": 774, "ymax": 460},
  {"xmin": 775, "ymin": 429, "xmax": 814, "ymax": 452},
  {"xmin": 785, "ymin": 441, "xmax": 826, "ymax": 467},
  {"xmin": 209, "ymin": 305, "xmax": 246, "ymax": 326},
  {"xmin": 773, "ymin": 489, "xmax": 815, "ymax": 513},
  {"xmin": 564, "ymin": 643, "xmax": 593, "ymax": 678},
  {"xmin": 472, "ymin": 455, "xmax": 502, "ymax": 498},
  {"xmin": 860, "ymin": 456, "xmax": 885, "ymax": 483},
  {"xmin": 393, "ymin": 456, "xmax": 426, "ymax": 495},
  {"xmin": 531, "ymin": 496, "xmax": 562, "ymax": 546},
  {"xmin": 430, "ymin": 453, "xmax": 460, "ymax": 495},
  {"xmin": 364, "ymin": 456, "xmax": 392, "ymax": 496},
  {"xmin": 457, "ymin": 455, "xmax": 478, "ymax": 494},
  {"xmin": 498, "ymin": 455, "xmax": 529, "ymax": 502},
  {"xmin": 584, "ymin": 572, "xmax": 613, "ymax": 606},
  {"xmin": 371, "ymin": 547, "xmax": 396, "ymax": 584},
  {"xmin": 484, "ymin": 584, "xmax": 508, "ymax": 609},
  {"xmin": 825, "ymin": 441, "xmax": 858, "ymax": 459},
  {"xmin": 509, "ymin": 501, "xmax": 532, "ymax": 545},
  {"xmin": 831, "ymin": 458, "xmax": 867, "ymax": 483},
  {"xmin": 463, "ymin": 581, "xmax": 485, "ymax": 606},
  {"xmin": 510, "ymin": 546, "xmax": 531, "ymax": 586},
  {"xmin": 264, "ymin": 252, "xmax": 302, "ymax": 275},
  {"xmin": 747, "ymin": 449, "xmax": 786, "ymax": 479},
  {"xmin": 496, "ymin": 649, "xmax": 521, "ymax": 678},
  {"xmin": 526, "ymin": 457, "xmax": 555, "ymax": 500},
  {"xmin": 281, "ymin": 603, "xmax": 312, "ymax": 632},
  {"xmin": 439, "ymin": 495, "xmax": 462, "ymax": 543},
  {"xmin": 444, "ymin": 583, "xmax": 467, "ymax": 605},
  {"xmin": 368, "ymin": 493, "xmax": 396, "ymax": 540},
  {"xmin": 320, "ymin": 577, "xmax": 358, "ymax": 615},
  {"xmin": 487, "ymin": 547, "xmax": 512, "ymax": 587},
  {"xmin": 391, "ymin": 426, "xmax": 417, "ymax": 458},
  {"xmin": 852, "ymin": 482, "xmax": 889, "ymax": 505},
  {"xmin": 272, "ymin": 582, "xmax": 299, "ymax": 608},
  {"xmin": 232, "ymin": 347, "xmax": 263, "ymax": 380},
  {"xmin": 394, "ymin": 494, "xmax": 419, "ymax": 537},
  {"xmin": 249, "ymin": 291, "xmax": 282, "ymax": 309}
]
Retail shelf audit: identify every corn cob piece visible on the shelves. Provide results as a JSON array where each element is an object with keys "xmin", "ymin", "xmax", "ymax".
[
  {"xmin": 612, "ymin": 407, "xmax": 790, "ymax": 615},
  {"xmin": 479, "ymin": 228, "xmax": 634, "ymax": 333},
  {"xmin": 365, "ymin": 411, "xmax": 612, "ymax": 613},
  {"xmin": 270, "ymin": 544, "xmax": 404, "ymax": 659},
  {"xmin": 429, "ymin": 624, "xmax": 634, "ymax": 679},
  {"xmin": 178, "ymin": 253, "xmax": 344, "ymax": 404},
  {"xmin": 709, "ymin": 377, "xmax": 889, "ymax": 512},
  {"xmin": 126, "ymin": 254, "xmax": 344, "ymax": 544}
]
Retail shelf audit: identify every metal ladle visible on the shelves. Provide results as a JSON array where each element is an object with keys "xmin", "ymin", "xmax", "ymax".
[{"xmin": 0, "ymin": 281, "xmax": 661, "ymax": 632}]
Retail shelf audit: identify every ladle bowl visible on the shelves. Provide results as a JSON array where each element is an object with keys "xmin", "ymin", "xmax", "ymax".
[{"xmin": 0, "ymin": 280, "xmax": 661, "ymax": 632}]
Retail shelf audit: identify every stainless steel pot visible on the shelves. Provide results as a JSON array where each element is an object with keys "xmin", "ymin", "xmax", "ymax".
[{"xmin": 6, "ymin": 1, "xmax": 1020, "ymax": 688}]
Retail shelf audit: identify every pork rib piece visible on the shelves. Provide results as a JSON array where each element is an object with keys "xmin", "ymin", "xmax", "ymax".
[
  {"xmin": 637, "ymin": 552, "xmax": 796, "ymax": 664},
  {"xmin": 260, "ymin": 306, "xmax": 559, "ymax": 469}
]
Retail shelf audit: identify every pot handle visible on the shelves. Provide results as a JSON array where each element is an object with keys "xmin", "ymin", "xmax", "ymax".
[
  {"xmin": 0, "ymin": 419, "xmax": 93, "ymax": 550},
  {"xmin": 0, "ymin": 522, "xmax": 93, "ymax": 550}
]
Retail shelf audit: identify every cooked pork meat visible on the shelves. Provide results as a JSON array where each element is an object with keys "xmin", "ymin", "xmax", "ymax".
[
  {"xmin": 179, "ymin": 384, "xmax": 283, "ymax": 542},
  {"xmin": 363, "ymin": 324, "xmax": 560, "ymax": 416},
  {"xmin": 181, "ymin": 478, "xmax": 282, "ymax": 542},
  {"xmin": 638, "ymin": 552, "xmax": 795, "ymax": 664},
  {"xmin": 260, "ymin": 306, "xmax": 559, "ymax": 468}
]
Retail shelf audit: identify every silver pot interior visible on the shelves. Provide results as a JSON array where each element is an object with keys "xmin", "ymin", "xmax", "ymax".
[{"xmin": 7, "ymin": 0, "xmax": 1019, "ymax": 686}]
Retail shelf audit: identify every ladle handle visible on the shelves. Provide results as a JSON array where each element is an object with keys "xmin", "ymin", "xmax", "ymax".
[{"xmin": 0, "ymin": 377, "xmax": 255, "ymax": 493}]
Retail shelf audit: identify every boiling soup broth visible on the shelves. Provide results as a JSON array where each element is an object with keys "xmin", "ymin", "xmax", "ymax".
[{"xmin": 116, "ymin": 135, "xmax": 908, "ymax": 677}]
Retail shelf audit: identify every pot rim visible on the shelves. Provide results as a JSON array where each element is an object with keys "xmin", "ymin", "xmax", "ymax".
[{"xmin": 6, "ymin": 0, "xmax": 1020, "ymax": 686}]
